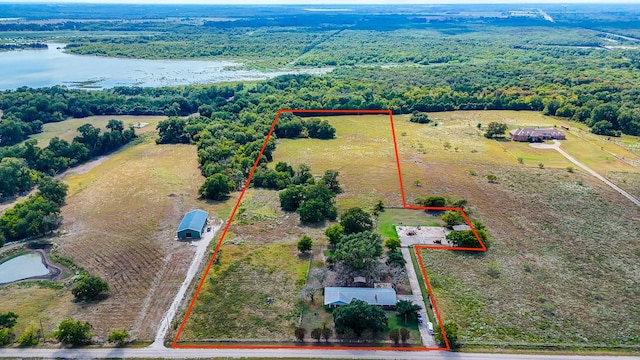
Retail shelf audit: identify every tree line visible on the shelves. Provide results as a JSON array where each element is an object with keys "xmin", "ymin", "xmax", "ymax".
[{"xmin": 0, "ymin": 120, "xmax": 136, "ymax": 245}]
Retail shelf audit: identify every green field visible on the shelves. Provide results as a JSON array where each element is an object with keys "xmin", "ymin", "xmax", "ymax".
[{"xmin": 377, "ymin": 208, "xmax": 441, "ymax": 240}]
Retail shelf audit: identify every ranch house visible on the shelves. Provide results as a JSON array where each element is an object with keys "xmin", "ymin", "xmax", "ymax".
[
  {"xmin": 509, "ymin": 128, "xmax": 566, "ymax": 142},
  {"xmin": 324, "ymin": 287, "xmax": 397, "ymax": 309},
  {"xmin": 177, "ymin": 209, "xmax": 208, "ymax": 239}
]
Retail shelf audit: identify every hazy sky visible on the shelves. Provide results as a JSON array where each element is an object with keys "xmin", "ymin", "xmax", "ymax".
[{"xmin": 1, "ymin": 0, "xmax": 639, "ymax": 4}]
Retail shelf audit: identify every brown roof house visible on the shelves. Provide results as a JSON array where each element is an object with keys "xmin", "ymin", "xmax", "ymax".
[{"xmin": 509, "ymin": 128, "xmax": 566, "ymax": 142}]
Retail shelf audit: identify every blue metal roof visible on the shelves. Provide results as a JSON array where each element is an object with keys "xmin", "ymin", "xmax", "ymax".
[
  {"xmin": 177, "ymin": 209, "xmax": 208, "ymax": 233},
  {"xmin": 324, "ymin": 287, "xmax": 397, "ymax": 307}
]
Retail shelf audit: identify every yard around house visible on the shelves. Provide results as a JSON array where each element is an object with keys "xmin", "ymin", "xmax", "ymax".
[{"xmin": 177, "ymin": 111, "xmax": 640, "ymax": 349}]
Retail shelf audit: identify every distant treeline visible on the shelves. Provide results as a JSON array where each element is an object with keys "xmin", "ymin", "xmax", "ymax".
[{"xmin": 0, "ymin": 43, "xmax": 47, "ymax": 51}]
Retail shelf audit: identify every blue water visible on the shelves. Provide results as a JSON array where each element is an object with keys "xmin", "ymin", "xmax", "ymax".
[
  {"xmin": 0, "ymin": 43, "xmax": 330, "ymax": 90},
  {"xmin": 0, "ymin": 252, "xmax": 50, "ymax": 284}
]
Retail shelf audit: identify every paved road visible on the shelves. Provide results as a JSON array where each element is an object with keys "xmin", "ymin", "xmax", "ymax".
[
  {"xmin": 400, "ymin": 246, "xmax": 436, "ymax": 347},
  {"xmin": 1, "ymin": 347, "xmax": 639, "ymax": 359},
  {"xmin": 530, "ymin": 141, "xmax": 640, "ymax": 207}
]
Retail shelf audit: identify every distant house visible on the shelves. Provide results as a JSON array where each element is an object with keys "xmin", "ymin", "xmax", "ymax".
[
  {"xmin": 324, "ymin": 287, "xmax": 397, "ymax": 309},
  {"xmin": 509, "ymin": 128, "xmax": 566, "ymax": 142},
  {"xmin": 177, "ymin": 209, "xmax": 208, "ymax": 239}
]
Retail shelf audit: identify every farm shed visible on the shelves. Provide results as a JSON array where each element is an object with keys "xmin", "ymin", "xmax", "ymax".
[
  {"xmin": 324, "ymin": 287, "xmax": 397, "ymax": 309},
  {"xmin": 177, "ymin": 209, "xmax": 208, "ymax": 239}
]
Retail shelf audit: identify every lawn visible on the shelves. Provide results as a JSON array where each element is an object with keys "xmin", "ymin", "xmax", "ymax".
[
  {"xmin": 377, "ymin": 208, "xmax": 441, "ymax": 240},
  {"xmin": 386, "ymin": 310, "xmax": 421, "ymax": 346}
]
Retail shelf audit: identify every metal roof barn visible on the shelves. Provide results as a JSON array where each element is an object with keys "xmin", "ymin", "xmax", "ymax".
[{"xmin": 177, "ymin": 209, "xmax": 208, "ymax": 240}]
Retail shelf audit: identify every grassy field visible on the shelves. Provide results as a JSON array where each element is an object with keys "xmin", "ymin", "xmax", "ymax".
[
  {"xmin": 273, "ymin": 115, "xmax": 403, "ymax": 210},
  {"xmin": 419, "ymin": 166, "xmax": 640, "ymax": 346},
  {"xmin": 377, "ymin": 208, "xmax": 441, "ymax": 240},
  {"xmin": 26, "ymin": 115, "xmax": 166, "ymax": 147},
  {"xmin": 182, "ymin": 111, "xmax": 639, "ymax": 348},
  {"xmin": 178, "ymin": 189, "xmax": 323, "ymax": 341},
  {"xmin": 0, "ymin": 136, "xmax": 211, "ymax": 341}
]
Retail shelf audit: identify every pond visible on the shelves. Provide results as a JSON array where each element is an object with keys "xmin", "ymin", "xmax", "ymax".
[
  {"xmin": 0, "ymin": 43, "xmax": 331, "ymax": 90},
  {"xmin": 0, "ymin": 252, "xmax": 50, "ymax": 284}
]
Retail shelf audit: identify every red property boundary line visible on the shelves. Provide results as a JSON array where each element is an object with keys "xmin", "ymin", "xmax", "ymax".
[{"xmin": 172, "ymin": 109, "xmax": 486, "ymax": 351}]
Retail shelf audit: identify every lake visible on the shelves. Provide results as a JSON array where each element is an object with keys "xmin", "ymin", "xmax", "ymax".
[
  {"xmin": 0, "ymin": 252, "xmax": 50, "ymax": 284},
  {"xmin": 0, "ymin": 43, "xmax": 331, "ymax": 90}
]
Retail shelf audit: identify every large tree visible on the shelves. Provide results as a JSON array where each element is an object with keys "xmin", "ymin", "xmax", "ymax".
[
  {"xmin": 339, "ymin": 207, "xmax": 373, "ymax": 234},
  {"xmin": 37, "ymin": 176, "xmax": 68, "ymax": 206},
  {"xmin": 484, "ymin": 122, "xmax": 508, "ymax": 139},
  {"xmin": 395, "ymin": 300, "xmax": 421, "ymax": 324},
  {"xmin": 321, "ymin": 169, "xmax": 342, "ymax": 194},
  {"xmin": 54, "ymin": 319, "xmax": 93, "ymax": 346},
  {"xmin": 199, "ymin": 172, "xmax": 234, "ymax": 201},
  {"xmin": 72, "ymin": 275, "xmax": 109, "ymax": 301},
  {"xmin": 333, "ymin": 299, "xmax": 388, "ymax": 337},
  {"xmin": 446, "ymin": 230, "xmax": 481, "ymax": 248},
  {"xmin": 333, "ymin": 231, "xmax": 383, "ymax": 270}
]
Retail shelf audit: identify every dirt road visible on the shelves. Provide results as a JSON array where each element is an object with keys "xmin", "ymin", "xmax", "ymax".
[{"xmin": 530, "ymin": 141, "xmax": 640, "ymax": 207}]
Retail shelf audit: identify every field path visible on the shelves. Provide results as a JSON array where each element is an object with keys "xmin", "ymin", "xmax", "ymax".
[
  {"xmin": 151, "ymin": 220, "xmax": 222, "ymax": 348},
  {"xmin": 530, "ymin": 141, "xmax": 640, "ymax": 207}
]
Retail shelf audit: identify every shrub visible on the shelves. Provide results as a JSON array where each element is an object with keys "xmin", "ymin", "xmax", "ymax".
[
  {"xmin": 486, "ymin": 174, "xmax": 497, "ymax": 183},
  {"xmin": 294, "ymin": 327, "xmax": 306, "ymax": 342},
  {"xmin": 325, "ymin": 224, "xmax": 344, "ymax": 246},
  {"xmin": 297, "ymin": 235, "xmax": 313, "ymax": 254},
  {"xmin": 107, "ymin": 329, "xmax": 129, "ymax": 346},
  {"xmin": 384, "ymin": 238, "xmax": 401, "ymax": 251},
  {"xmin": 538, "ymin": 163, "xmax": 545, "ymax": 169},
  {"xmin": 310, "ymin": 328, "xmax": 322, "ymax": 342},
  {"xmin": 17, "ymin": 327, "xmax": 39, "ymax": 346},
  {"xmin": 487, "ymin": 262, "xmax": 501, "ymax": 278},
  {"xmin": 389, "ymin": 328, "xmax": 400, "ymax": 345}
]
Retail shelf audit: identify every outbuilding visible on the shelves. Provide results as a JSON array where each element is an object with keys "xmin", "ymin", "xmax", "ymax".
[{"xmin": 177, "ymin": 209, "xmax": 209, "ymax": 239}]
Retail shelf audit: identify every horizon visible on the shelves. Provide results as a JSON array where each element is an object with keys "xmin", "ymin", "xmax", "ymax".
[{"xmin": 1, "ymin": 0, "xmax": 640, "ymax": 4}]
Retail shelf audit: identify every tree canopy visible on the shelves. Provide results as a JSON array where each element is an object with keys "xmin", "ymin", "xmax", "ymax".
[
  {"xmin": 71, "ymin": 275, "xmax": 109, "ymax": 301},
  {"xmin": 332, "ymin": 299, "xmax": 388, "ymax": 337},
  {"xmin": 333, "ymin": 230, "xmax": 383, "ymax": 270},
  {"xmin": 484, "ymin": 122, "xmax": 508, "ymax": 139},
  {"xmin": 339, "ymin": 207, "xmax": 373, "ymax": 234},
  {"xmin": 54, "ymin": 318, "xmax": 93, "ymax": 346}
]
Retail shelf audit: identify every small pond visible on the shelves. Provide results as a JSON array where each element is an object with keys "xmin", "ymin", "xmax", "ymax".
[{"xmin": 0, "ymin": 252, "xmax": 50, "ymax": 284}]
